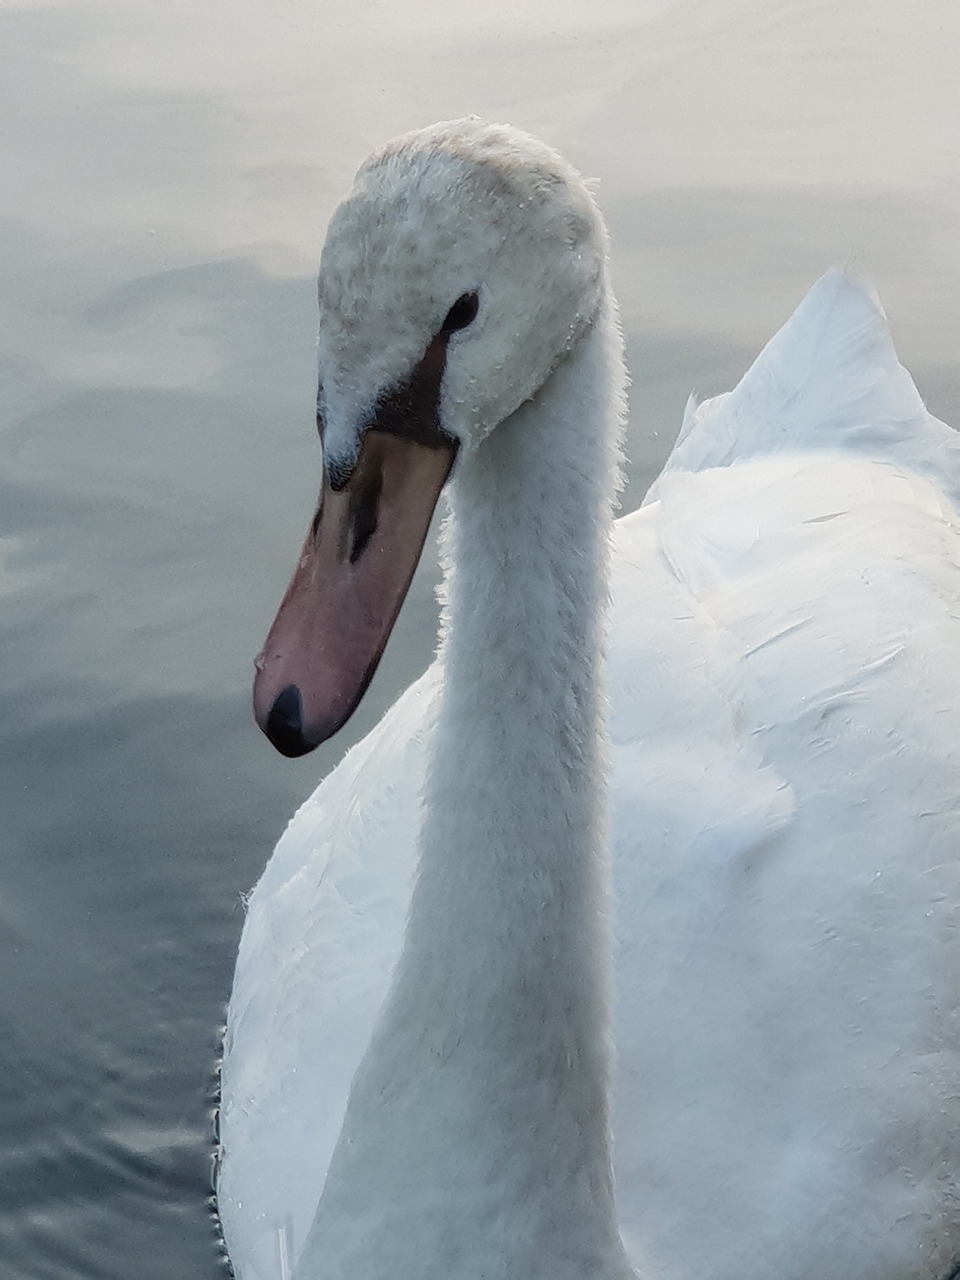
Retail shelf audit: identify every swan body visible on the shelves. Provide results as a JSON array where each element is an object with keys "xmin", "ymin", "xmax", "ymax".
[{"xmin": 218, "ymin": 120, "xmax": 960, "ymax": 1280}]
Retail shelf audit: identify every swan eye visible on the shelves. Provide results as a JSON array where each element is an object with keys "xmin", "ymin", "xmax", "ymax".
[{"xmin": 440, "ymin": 291, "xmax": 479, "ymax": 335}]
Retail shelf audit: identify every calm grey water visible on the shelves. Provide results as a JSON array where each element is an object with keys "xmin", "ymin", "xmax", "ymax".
[{"xmin": 1, "ymin": 1, "xmax": 958, "ymax": 1276}]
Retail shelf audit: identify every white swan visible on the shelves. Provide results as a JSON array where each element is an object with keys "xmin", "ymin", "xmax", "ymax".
[{"xmin": 216, "ymin": 120, "xmax": 960, "ymax": 1280}]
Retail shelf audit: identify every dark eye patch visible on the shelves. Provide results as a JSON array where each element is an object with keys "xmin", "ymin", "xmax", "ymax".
[{"xmin": 440, "ymin": 291, "xmax": 479, "ymax": 335}]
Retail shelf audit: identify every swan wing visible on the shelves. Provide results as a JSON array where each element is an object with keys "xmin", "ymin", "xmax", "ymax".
[
  {"xmin": 611, "ymin": 274, "xmax": 960, "ymax": 1279},
  {"xmin": 648, "ymin": 268, "xmax": 960, "ymax": 503}
]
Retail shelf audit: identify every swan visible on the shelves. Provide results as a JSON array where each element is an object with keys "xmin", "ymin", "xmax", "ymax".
[{"xmin": 215, "ymin": 119, "xmax": 960, "ymax": 1280}]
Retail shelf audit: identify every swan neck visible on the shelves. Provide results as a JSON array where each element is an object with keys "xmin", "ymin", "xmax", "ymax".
[{"xmin": 300, "ymin": 286, "xmax": 631, "ymax": 1280}]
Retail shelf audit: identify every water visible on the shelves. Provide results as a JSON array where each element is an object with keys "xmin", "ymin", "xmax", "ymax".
[{"xmin": 0, "ymin": 1, "xmax": 957, "ymax": 1275}]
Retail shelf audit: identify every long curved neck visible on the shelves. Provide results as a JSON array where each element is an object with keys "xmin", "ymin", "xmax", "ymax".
[{"xmin": 296, "ymin": 286, "xmax": 631, "ymax": 1280}]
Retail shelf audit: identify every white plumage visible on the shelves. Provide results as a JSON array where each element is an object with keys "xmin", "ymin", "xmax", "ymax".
[{"xmin": 218, "ymin": 121, "xmax": 960, "ymax": 1280}]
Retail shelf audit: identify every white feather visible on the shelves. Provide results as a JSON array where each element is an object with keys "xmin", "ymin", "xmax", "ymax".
[{"xmin": 218, "ymin": 123, "xmax": 960, "ymax": 1280}]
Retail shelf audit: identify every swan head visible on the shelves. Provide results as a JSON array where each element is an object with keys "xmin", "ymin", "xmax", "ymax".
[{"xmin": 254, "ymin": 119, "xmax": 607, "ymax": 755}]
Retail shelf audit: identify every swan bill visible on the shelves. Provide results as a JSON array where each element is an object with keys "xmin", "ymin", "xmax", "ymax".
[{"xmin": 253, "ymin": 428, "xmax": 456, "ymax": 756}]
